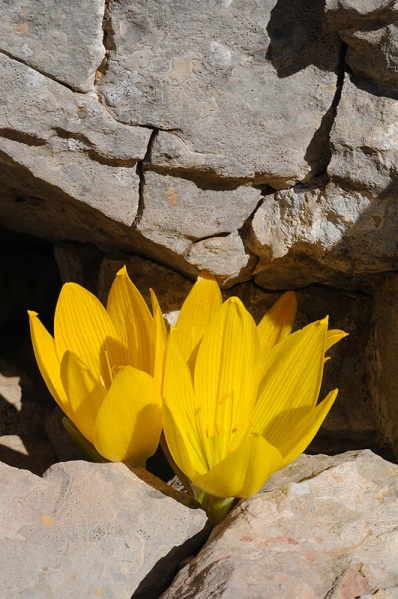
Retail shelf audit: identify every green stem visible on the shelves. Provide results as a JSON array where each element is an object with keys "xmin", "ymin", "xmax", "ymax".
[{"xmin": 200, "ymin": 494, "xmax": 236, "ymax": 525}]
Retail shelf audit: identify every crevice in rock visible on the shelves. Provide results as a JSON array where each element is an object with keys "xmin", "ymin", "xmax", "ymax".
[
  {"xmin": 94, "ymin": 0, "xmax": 115, "ymax": 86},
  {"xmin": 303, "ymin": 42, "xmax": 347, "ymax": 183},
  {"xmin": 0, "ymin": 49, "xmax": 81, "ymax": 94},
  {"xmin": 0, "ymin": 128, "xmax": 47, "ymax": 147},
  {"xmin": 237, "ymin": 187, "xmax": 275, "ymax": 277},
  {"xmin": 131, "ymin": 521, "xmax": 213, "ymax": 599},
  {"xmin": 52, "ymin": 126, "xmax": 140, "ymax": 167},
  {"xmin": 134, "ymin": 129, "xmax": 159, "ymax": 227}
]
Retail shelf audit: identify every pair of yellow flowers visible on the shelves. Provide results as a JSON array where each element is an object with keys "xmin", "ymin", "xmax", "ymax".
[{"xmin": 29, "ymin": 267, "xmax": 346, "ymax": 523}]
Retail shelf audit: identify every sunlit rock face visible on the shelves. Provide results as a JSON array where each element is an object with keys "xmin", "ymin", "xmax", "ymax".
[{"xmin": 1, "ymin": 0, "xmax": 396, "ymax": 287}]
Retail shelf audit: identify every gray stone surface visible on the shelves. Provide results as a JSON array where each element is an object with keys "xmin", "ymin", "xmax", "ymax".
[
  {"xmin": 137, "ymin": 171, "xmax": 260, "ymax": 255},
  {"xmin": 249, "ymin": 181, "xmax": 398, "ymax": 289},
  {"xmin": 0, "ymin": 0, "xmax": 105, "ymax": 92},
  {"xmin": 184, "ymin": 231, "xmax": 253, "ymax": 286},
  {"xmin": 0, "ymin": 2, "xmax": 396, "ymax": 290},
  {"xmin": 325, "ymin": 0, "xmax": 398, "ymax": 92},
  {"xmin": 329, "ymin": 76, "xmax": 398, "ymax": 193},
  {"xmin": 98, "ymin": 0, "xmax": 340, "ymax": 187},
  {"xmin": 161, "ymin": 450, "xmax": 398, "ymax": 598},
  {"xmin": 0, "ymin": 460, "xmax": 208, "ymax": 598},
  {"xmin": 0, "ymin": 53, "xmax": 151, "ymax": 244}
]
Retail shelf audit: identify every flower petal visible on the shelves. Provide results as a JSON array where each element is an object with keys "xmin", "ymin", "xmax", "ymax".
[
  {"xmin": 106, "ymin": 266, "xmax": 153, "ymax": 373},
  {"xmin": 257, "ymin": 291, "xmax": 297, "ymax": 354},
  {"xmin": 54, "ymin": 283, "xmax": 123, "ymax": 386},
  {"xmin": 150, "ymin": 288, "xmax": 167, "ymax": 388},
  {"xmin": 254, "ymin": 318, "xmax": 328, "ymax": 436},
  {"xmin": 194, "ymin": 298, "xmax": 262, "ymax": 467},
  {"xmin": 28, "ymin": 311, "xmax": 70, "ymax": 416},
  {"xmin": 325, "ymin": 329, "xmax": 349, "ymax": 352},
  {"xmin": 93, "ymin": 366, "xmax": 162, "ymax": 466},
  {"xmin": 192, "ymin": 435, "xmax": 283, "ymax": 498},
  {"xmin": 60, "ymin": 351, "xmax": 107, "ymax": 444},
  {"xmin": 175, "ymin": 271, "xmax": 222, "ymax": 361},
  {"xmin": 163, "ymin": 330, "xmax": 208, "ymax": 478},
  {"xmin": 277, "ymin": 388, "xmax": 338, "ymax": 466}
]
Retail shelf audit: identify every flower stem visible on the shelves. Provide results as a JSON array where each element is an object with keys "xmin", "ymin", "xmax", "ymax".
[{"xmin": 200, "ymin": 494, "xmax": 236, "ymax": 525}]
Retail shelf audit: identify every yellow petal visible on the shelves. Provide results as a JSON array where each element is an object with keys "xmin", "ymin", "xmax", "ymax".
[
  {"xmin": 150, "ymin": 287, "xmax": 167, "ymax": 388},
  {"xmin": 257, "ymin": 291, "xmax": 297, "ymax": 354},
  {"xmin": 28, "ymin": 311, "xmax": 70, "ymax": 416},
  {"xmin": 60, "ymin": 351, "xmax": 107, "ymax": 444},
  {"xmin": 194, "ymin": 298, "xmax": 262, "ymax": 467},
  {"xmin": 163, "ymin": 330, "xmax": 208, "ymax": 478},
  {"xmin": 175, "ymin": 271, "xmax": 222, "ymax": 361},
  {"xmin": 254, "ymin": 318, "xmax": 328, "ymax": 435},
  {"xmin": 107, "ymin": 266, "xmax": 153, "ymax": 373},
  {"xmin": 325, "ymin": 329, "xmax": 348, "ymax": 352},
  {"xmin": 93, "ymin": 366, "xmax": 162, "ymax": 466},
  {"xmin": 54, "ymin": 283, "xmax": 123, "ymax": 387},
  {"xmin": 278, "ymin": 388, "xmax": 338, "ymax": 466},
  {"xmin": 192, "ymin": 435, "xmax": 283, "ymax": 498}
]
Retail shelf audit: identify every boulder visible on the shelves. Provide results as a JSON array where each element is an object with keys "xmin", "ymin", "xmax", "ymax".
[
  {"xmin": 162, "ymin": 450, "xmax": 398, "ymax": 598},
  {"xmin": 0, "ymin": 460, "xmax": 209, "ymax": 598}
]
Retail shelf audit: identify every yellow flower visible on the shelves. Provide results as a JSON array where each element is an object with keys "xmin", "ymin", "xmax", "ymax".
[
  {"xmin": 28, "ymin": 266, "xmax": 166, "ymax": 467},
  {"xmin": 162, "ymin": 275, "xmax": 347, "ymax": 523}
]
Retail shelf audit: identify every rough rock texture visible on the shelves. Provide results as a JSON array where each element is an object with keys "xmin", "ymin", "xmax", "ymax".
[
  {"xmin": 367, "ymin": 273, "xmax": 398, "ymax": 460},
  {"xmin": 99, "ymin": 0, "xmax": 340, "ymax": 187},
  {"xmin": 161, "ymin": 450, "xmax": 398, "ymax": 598},
  {"xmin": 0, "ymin": 0, "xmax": 105, "ymax": 92},
  {"xmin": 0, "ymin": 0, "xmax": 397, "ymax": 287},
  {"xmin": 137, "ymin": 171, "xmax": 260, "ymax": 256},
  {"xmin": 0, "ymin": 460, "xmax": 208, "ymax": 598},
  {"xmin": 325, "ymin": 0, "xmax": 398, "ymax": 92}
]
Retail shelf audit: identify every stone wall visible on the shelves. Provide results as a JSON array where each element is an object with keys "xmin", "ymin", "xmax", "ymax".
[{"xmin": 0, "ymin": 0, "xmax": 397, "ymax": 458}]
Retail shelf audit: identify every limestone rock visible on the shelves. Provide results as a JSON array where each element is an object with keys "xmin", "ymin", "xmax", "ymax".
[
  {"xmin": 0, "ymin": 0, "xmax": 105, "ymax": 92},
  {"xmin": 162, "ymin": 450, "xmax": 398, "ymax": 598},
  {"xmin": 0, "ymin": 435, "xmax": 55, "ymax": 477},
  {"xmin": 138, "ymin": 171, "xmax": 260, "ymax": 255},
  {"xmin": 329, "ymin": 77, "xmax": 398, "ymax": 193},
  {"xmin": 184, "ymin": 231, "xmax": 253, "ymax": 286},
  {"xmin": 0, "ymin": 53, "xmax": 151, "ymax": 245},
  {"xmin": 366, "ymin": 273, "xmax": 398, "ymax": 460},
  {"xmin": 249, "ymin": 181, "xmax": 398, "ymax": 289},
  {"xmin": 98, "ymin": 0, "xmax": 341, "ymax": 187},
  {"xmin": 325, "ymin": 0, "xmax": 398, "ymax": 92},
  {"xmin": 0, "ymin": 460, "xmax": 208, "ymax": 598}
]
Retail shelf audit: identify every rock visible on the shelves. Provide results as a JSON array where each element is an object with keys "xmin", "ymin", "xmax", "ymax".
[
  {"xmin": 0, "ymin": 0, "xmax": 105, "ymax": 92},
  {"xmin": 366, "ymin": 273, "xmax": 398, "ymax": 460},
  {"xmin": 161, "ymin": 450, "xmax": 398, "ymax": 598},
  {"xmin": 0, "ymin": 53, "xmax": 151, "ymax": 247},
  {"xmin": 137, "ymin": 171, "xmax": 261, "ymax": 255},
  {"xmin": 98, "ymin": 0, "xmax": 341, "ymax": 187},
  {"xmin": 53, "ymin": 242, "xmax": 103, "ymax": 293},
  {"xmin": 249, "ymin": 181, "xmax": 398, "ymax": 289},
  {"xmin": 184, "ymin": 231, "xmax": 253, "ymax": 286},
  {"xmin": 0, "ymin": 435, "xmax": 56, "ymax": 477},
  {"xmin": 325, "ymin": 0, "xmax": 398, "ymax": 92},
  {"xmin": 0, "ymin": 460, "xmax": 209, "ymax": 598},
  {"xmin": 329, "ymin": 76, "xmax": 398, "ymax": 194}
]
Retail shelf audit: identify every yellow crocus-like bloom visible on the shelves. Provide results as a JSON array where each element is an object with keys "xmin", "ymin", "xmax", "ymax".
[
  {"xmin": 162, "ymin": 275, "xmax": 347, "ymax": 523},
  {"xmin": 28, "ymin": 266, "xmax": 166, "ymax": 467}
]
